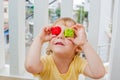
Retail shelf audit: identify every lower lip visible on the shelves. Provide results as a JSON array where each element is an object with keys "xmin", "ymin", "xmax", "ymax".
[{"xmin": 55, "ymin": 44, "xmax": 64, "ymax": 46}]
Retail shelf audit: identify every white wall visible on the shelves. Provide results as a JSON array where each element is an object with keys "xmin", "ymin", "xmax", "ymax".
[
  {"xmin": 34, "ymin": 0, "xmax": 49, "ymax": 37},
  {"xmin": 98, "ymin": 0, "xmax": 113, "ymax": 62},
  {"xmin": 9, "ymin": 0, "xmax": 25, "ymax": 75},
  {"xmin": 88, "ymin": 0, "xmax": 100, "ymax": 50},
  {"xmin": 61, "ymin": 0, "xmax": 73, "ymax": 18},
  {"xmin": 98, "ymin": 0, "xmax": 112, "ymax": 45},
  {"xmin": 86, "ymin": 0, "xmax": 100, "ymax": 79},
  {"xmin": 108, "ymin": 0, "xmax": 120, "ymax": 79},
  {"xmin": 0, "ymin": 0, "xmax": 5, "ymax": 68}
]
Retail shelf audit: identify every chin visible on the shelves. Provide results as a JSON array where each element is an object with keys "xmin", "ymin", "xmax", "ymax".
[
  {"xmin": 53, "ymin": 49, "xmax": 63, "ymax": 54},
  {"xmin": 52, "ymin": 47, "xmax": 65, "ymax": 54}
]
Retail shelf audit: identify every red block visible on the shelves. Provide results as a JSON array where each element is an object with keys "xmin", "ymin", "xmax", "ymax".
[{"xmin": 51, "ymin": 26, "xmax": 61, "ymax": 35}]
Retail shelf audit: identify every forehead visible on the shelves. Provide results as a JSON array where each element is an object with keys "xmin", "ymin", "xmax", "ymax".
[{"xmin": 53, "ymin": 20, "xmax": 75, "ymax": 27}]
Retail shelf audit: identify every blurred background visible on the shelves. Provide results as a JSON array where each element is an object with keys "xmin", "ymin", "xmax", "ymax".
[{"xmin": 0, "ymin": 0, "xmax": 119, "ymax": 80}]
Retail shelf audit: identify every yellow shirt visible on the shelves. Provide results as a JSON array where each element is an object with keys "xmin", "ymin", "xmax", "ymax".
[{"xmin": 36, "ymin": 55, "xmax": 87, "ymax": 80}]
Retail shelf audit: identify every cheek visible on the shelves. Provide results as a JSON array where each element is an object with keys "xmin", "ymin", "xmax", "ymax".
[
  {"xmin": 65, "ymin": 39, "xmax": 75, "ymax": 48},
  {"xmin": 66, "ymin": 38, "xmax": 74, "ymax": 46},
  {"xmin": 49, "ymin": 41, "xmax": 54, "ymax": 47},
  {"xmin": 50, "ymin": 37, "xmax": 55, "ymax": 43},
  {"xmin": 65, "ymin": 40, "xmax": 76, "ymax": 53},
  {"xmin": 49, "ymin": 38, "xmax": 56, "ymax": 48}
]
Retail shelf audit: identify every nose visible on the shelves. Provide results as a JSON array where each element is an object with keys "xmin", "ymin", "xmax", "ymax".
[{"xmin": 57, "ymin": 30, "xmax": 65, "ymax": 39}]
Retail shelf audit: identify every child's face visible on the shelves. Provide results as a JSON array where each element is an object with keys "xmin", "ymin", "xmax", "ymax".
[{"xmin": 49, "ymin": 21, "xmax": 78, "ymax": 56}]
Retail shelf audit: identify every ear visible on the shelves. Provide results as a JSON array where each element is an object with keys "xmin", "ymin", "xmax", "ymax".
[
  {"xmin": 75, "ymin": 46, "xmax": 82, "ymax": 53},
  {"xmin": 46, "ymin": 43, "xmax": 53, "ymax": 55}
]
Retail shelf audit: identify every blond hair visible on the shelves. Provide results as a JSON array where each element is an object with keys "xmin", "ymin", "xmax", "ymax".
[
  {"xmin": 52, "ymin": 17, "xmax": 76, "ymax": 26},
  {"xmin": 46, "ymin": 17, "xmax": 82, "ymax": 55}
]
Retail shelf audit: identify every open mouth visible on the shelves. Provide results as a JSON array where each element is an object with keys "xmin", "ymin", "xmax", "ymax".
[{"xmin": 55, "ymin": 42, "xmax": 64, "ymax": 46}]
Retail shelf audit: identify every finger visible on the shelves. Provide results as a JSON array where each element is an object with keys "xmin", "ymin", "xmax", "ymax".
[
  {"xmin": 47, "ymin": 26, "xmax": 53, "ymax": 34},
  {"xmin": 78, "ymin": 28, "xmax": 86, "ymax": 37},
  {"xmin": 49, "ymin": 34, "xmax": 56, "ymax": 41},
  {"xmin": 71, "ymin": 25, "xmax": 78, "ymax": 37},
  {"xmin": 47, "ymin": 26, "xmax": 52, "ymax": 31},
  {"xmin": 73, "ymin": 29, "xmax": 78, "ymax": 38},
  {"xmin": 76, "ymin": 24, "xmax": 84, "ymax": 29},
  {"xmin": 43, "ymin": 27, "xmax": 47, "ymax": 30},
  {"xmin": 44, "ymin": 26, "xmax": 50, "ymax": 32},
  {"xmin": 43, "ymin": 27, "xmax": 47, "ymax": 33},
  {"xmin": 50, "ymin": 33, "xmax": 56, "ymax": 37},
  {"xmin": 72, "ymin": 25, "xmax": 78, "ymax": 31},
  {"xmin": 43, "ymin": 26, "xmax": 51, "ymax": 35},
  {"xmin": 72, "ymin": 24, "xmax": 84, "ymax": 31},
  {"xmin": 51, "ymin": 34, "xmax": 56, "ymax": 38}
]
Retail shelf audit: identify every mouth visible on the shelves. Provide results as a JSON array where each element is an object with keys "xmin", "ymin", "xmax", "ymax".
[{"xmin": 55, "ymin": 42, "xmax": 64, "ymax": 46}]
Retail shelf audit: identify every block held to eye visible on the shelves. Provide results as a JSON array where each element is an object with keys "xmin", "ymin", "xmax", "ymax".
[
  {"xmin": 64, "ymin": 28, "xmax": 74, "ymax": 37},
  {"xmin": 51, "ymin": 26, "xmax": 61, "ymax": 35}
]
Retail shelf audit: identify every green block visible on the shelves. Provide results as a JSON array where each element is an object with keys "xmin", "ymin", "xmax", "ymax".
[{"xmin": 64, "ymin": 28, "xmax": 74, "ymax": 37}]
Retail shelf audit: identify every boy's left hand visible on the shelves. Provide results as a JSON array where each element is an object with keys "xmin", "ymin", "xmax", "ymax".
[{"xmin": 72, "ymin": 24, "xmax": 88, "ymax": 46}]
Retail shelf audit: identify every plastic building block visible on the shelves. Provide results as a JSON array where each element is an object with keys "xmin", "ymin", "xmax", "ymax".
[
  {"xmin": 64, "ymin": 28, "xmax": 74, "ymax": 37},
  {"xmin": 51, "ymin": 26, "xmax": 61, "ymax": 35}
]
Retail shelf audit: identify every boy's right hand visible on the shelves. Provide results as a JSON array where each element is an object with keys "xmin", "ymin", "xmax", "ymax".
[{"xmin": 37, "ymin": 26, "xmax": 56, "ymax": 44}]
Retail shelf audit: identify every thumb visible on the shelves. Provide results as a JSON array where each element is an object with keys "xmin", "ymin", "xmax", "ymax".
[{"xmin": 49, "ymin": 34, "xmax": 56, "ymax": 41}]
